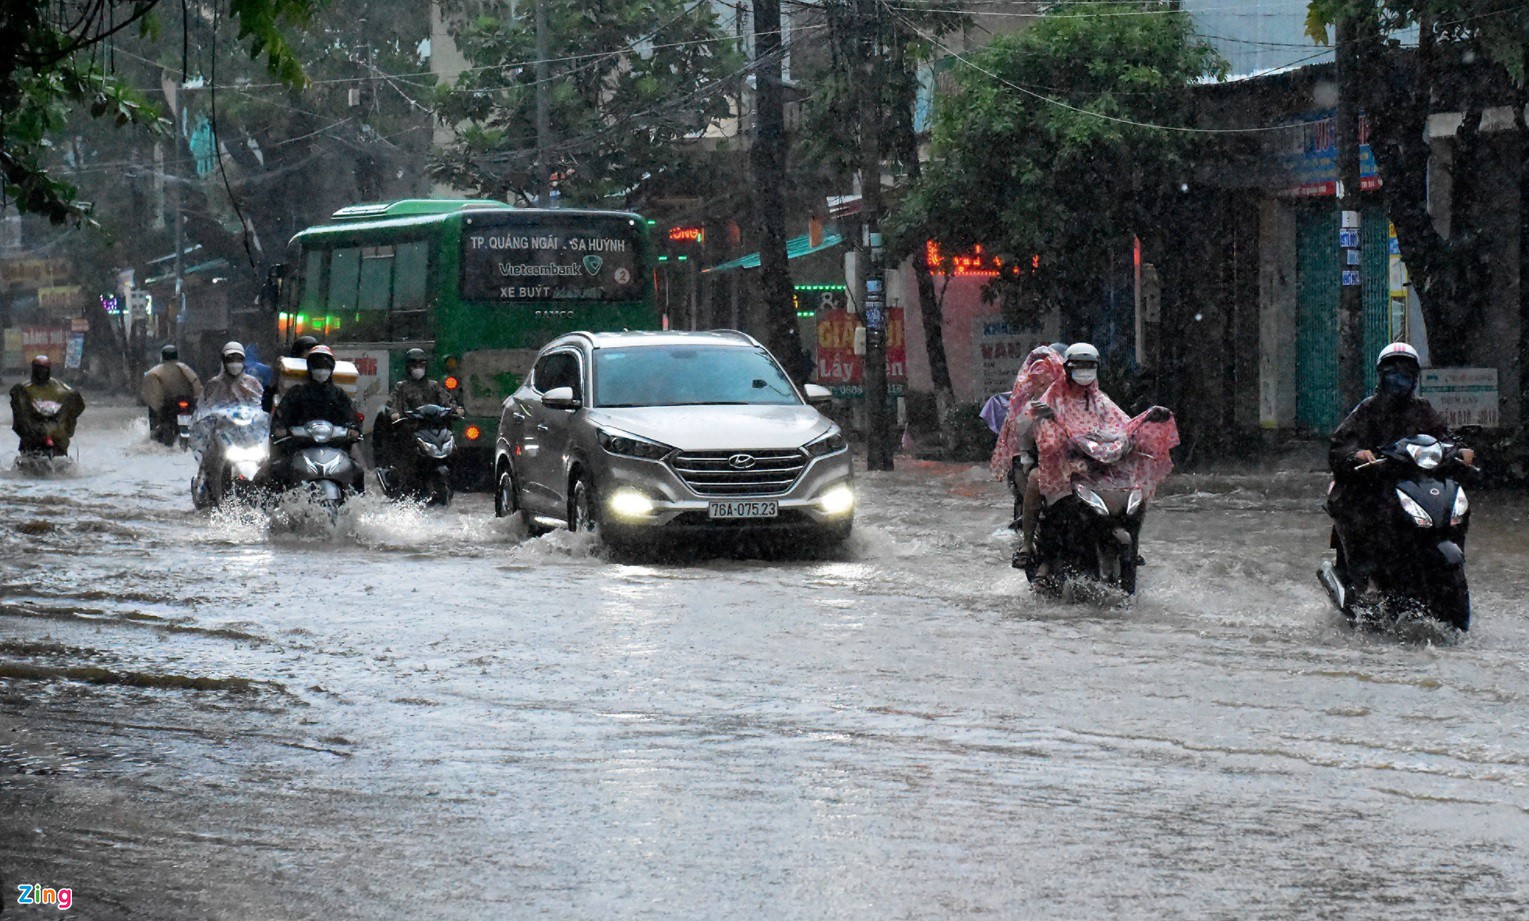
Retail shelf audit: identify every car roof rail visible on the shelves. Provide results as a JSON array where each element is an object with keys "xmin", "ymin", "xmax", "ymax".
[{"xmin": 705, "ymin": 329, "xmax": 758, "ymax": 343}]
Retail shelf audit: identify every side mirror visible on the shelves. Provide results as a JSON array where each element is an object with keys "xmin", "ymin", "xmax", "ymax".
[
  {"xmin": 541, "ymin": 386, "xmax": 580, "ymax": 410},
  {"xmin": 803, "ymin": 383, "xmax": 833, "ymax": 406}
]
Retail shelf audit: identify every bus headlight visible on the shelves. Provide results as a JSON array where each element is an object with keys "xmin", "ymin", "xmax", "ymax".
[
  {"xmin": 608, "ymin": 488, "xmax": 656, "ymax": 520},
  {"xmin": 818, "ymin": 483, "xmax": 855, "ymax": 516}
]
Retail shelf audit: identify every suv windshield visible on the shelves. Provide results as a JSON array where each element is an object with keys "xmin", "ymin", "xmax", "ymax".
[{"xmin": 594, "ymin": 345, "xmax": 800, "ymax": 408}]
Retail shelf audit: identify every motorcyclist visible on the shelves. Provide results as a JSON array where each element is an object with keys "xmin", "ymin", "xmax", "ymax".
[
  {"xmin": 141, "ymin": 343, "xmax": 201, "ymax": 444},
  {"xmin": 1021, "ymin": 343, "xmax": 1177, "ymax": 575},
  {"xmin": 195, "ymin": 342, "xmax": 267, "ymax": 504},
  {"xmin": 10, "ymin": 355, "xmax": 86, "ymax": 454},
  {"xmin": 262, "ymin": 334, "xmax": 319, "ymax": 413},
  {"xmin": 991, "ymin": 344, "xmax": 1066, "ymax": 567},
  {"xmin": 1328, "ymin": 342, "xmax": 1474, "ymax": 594},
  {"xmin": 267, "ymin": 345, "xmax": 359, "ymax": 486},
  {"xmin": 374, "ymin": 349, "xmax": 462, "ymax": 470}
]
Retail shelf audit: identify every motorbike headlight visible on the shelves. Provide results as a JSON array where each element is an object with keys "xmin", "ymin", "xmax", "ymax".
[
  {"xmin": 1126, "ymin": 489, "xmax": 1144, "ymax": 517},
  {"xmin": 597, "ymin": 429, "xmax": 672, "ymax": 460},
  {"xmin": 225, "ymin": 444, "xmax": 268, "ymax": 463},
  {"xmin": 805, "ymin": 431, "xmax": 848, "ymax": 457},
  {"xmin": 1075, "ymin": 484, "xmax": 1110, "ymax": 516},
  {"xmin": 1396, "ymin": 489, "xmax": 1434, "ymax": 528},
  {"xmin": 1451, "ymin": 487, "xmax": 1469, "ymax": 526},
  {"xmin": 1406, "ymin": 442, "xmax": 1443, "ymax": 470}
]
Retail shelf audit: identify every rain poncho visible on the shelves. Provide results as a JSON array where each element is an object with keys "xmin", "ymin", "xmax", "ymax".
[
  {"xmin": 1025, "ymin": 376, "xmax": 1179, "ymax": 503},
  {"xmin": 10, "ymin": 379, "xmax": 86, "ymax": 452},
  {"xmin": 989, "ymin": 347, "xmax": 1066, "ymax": 479},
  {"xmin": 201, "ymin": 371, "xmax": 265, "ymax": 408}
]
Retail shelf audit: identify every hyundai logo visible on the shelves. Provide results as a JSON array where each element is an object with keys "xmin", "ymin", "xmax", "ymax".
[{"xmin": 728, "ymin": 453, "xmax": 757, "ymax": 470}]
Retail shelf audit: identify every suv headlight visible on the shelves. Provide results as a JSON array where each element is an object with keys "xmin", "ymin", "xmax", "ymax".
[
  {"xmin": 805, "ymin": 430, "xmax": 848, "ymax": 457},
  {"xmin": 597, "ymin": 429, "xmax": 672, "ymax": 460}
]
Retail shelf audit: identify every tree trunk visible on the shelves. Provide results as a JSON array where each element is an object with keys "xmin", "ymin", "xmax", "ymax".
[
  {"xmin": 1517, "ymin": 75, "xmax": 1529, "ymax": 431},
  {"xmin": 749, "ymin": 0, "xmax": 805, "ymax": 380}
]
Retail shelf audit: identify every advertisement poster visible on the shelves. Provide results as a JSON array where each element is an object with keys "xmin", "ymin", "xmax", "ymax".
[
  {"xmin": 1420, "ymin": 368, "xmax": 1498, "ymax": 428},
  {"xmin": 815, "ymin": 308, "xmax": 906, "ymax": 397},
  {"xmin": 975, "ymin": 318, "xmax": 1048, "ymax": 397}
]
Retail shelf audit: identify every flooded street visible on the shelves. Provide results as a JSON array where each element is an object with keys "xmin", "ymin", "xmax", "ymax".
[{"xmin": 3, "ymin": 404, "xmax": 1527, "ymax": 919}]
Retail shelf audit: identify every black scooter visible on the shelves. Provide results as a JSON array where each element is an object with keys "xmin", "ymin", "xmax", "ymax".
[
  {"xmin": 1319, "ymin": 434, "xmax": 1474, "ymax": 631},
  {"xmin": 1026, "ymin": 431, "xmax": 1149, "ymax": 596},
  {"xmin": 268, "ymin": 420, "xmax": 364, "ymax": 513},
  {"xmin": 152, "ymin": 398, "xmax": 195, "ymax": 449},
  {"xmin": 376, "ymin": 404, "xmax": 456, "ymax": 506}
]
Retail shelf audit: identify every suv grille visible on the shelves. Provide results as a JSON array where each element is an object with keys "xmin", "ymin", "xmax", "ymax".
[{"xmin": 670, "ymin": 449, "xmax": 807, "ymax": 497}]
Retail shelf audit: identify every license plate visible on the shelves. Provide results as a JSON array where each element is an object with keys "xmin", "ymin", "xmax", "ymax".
[
  {"xmin": 708, "ymin": 500, "xmax": 778, "ymax": 519},
  {"xmin": 176, "ymin": 414, "xmax": 192, "ymax": 426}
]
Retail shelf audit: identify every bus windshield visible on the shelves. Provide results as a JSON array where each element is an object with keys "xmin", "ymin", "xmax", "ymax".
[
  {"xmin": 459, "ymin": 214, "xmax": 644, "ymax": 303},
  {"xmin": 594, "ymin": 346, "xmax": 801, "ymax": 408}
]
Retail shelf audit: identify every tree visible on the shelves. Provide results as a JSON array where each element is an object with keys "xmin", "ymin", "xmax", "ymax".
[
  {"xmin": 749, "ymin": 0, "xmax": 804, "ymax": 378},
  {"xmin": 431, "ymin": 0, "xmax": 741, "ymax": 206},
  {"xmin": 894, "ymin": 2, "xmax": 1224, "ymax": 336},
  {"xmin": 0, "ymin": 0, "xmax": 317, "ymax": 223},
  {"xmin": 1304, "ymin": 0, "xmax": 1529, "ymax": 370}
]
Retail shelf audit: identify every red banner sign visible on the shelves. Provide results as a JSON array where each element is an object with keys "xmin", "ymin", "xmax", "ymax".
[{"xmin": 815, "ymin": 308, "xmax": 906, "ymax": 390}]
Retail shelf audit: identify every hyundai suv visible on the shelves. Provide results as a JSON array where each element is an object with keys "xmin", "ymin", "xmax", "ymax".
[{"xmin": 493, "ymin": 331, "xmax": 854, "ymax": 547}]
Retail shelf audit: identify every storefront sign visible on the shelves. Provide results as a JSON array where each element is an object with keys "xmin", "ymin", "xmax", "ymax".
[
  {"xmin": 37, "ymin": 285, "xmax": 85, "ymax": 317},
  {"xmin": 1420, "ymin": 368, "xmax": 1498, "ymax": 428},
  {"xmin": 1276, "ymin": 111, "xmax": 1380, "ymax": 197},
  {"xmin": 460, "ymin": 216, "xmax": 643, "ymax": 302},
  {"xmin": 975, "ymin": 318, "xmax": 1047, "ymax": 397},
  {"xmin": 0, "ymin": 258, "xmax": 70, "ymax": 290},
  {"xmin": 20, "ymin": 326, "xmax": 70, "ymax": 367}
]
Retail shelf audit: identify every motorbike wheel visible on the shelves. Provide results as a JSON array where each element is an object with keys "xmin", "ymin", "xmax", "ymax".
[
  {"xmin": 1434, "ymin": 567, "xmax": 1471, "ymax": 632},
  {"xmin": 428, "ymin": 474, "xmax": 452, "ymax": 508},
  {"xmin": 191, "ymin": 472, "xmax": 213, "ymax": 510},
  {"xmin": 1119, "ymin": 549, "xmax": 1138, "ymax": 595}
]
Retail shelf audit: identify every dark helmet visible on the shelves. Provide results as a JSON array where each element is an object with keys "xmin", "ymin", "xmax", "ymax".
[
  {"xmin": 291, "ymin": 335, "xmax": 319, "ymax": 358},
  {"xmin": 32, "ymin": 354, "xmax": 52, "ymax": 370},
  {"xmin": 30, "ymin": 354, "xmax": 51, "ymax": 382},
  {"xmin": 306, "ymin": 344, "xmax": 336, "ymax": 371},
  {"xmin": 161, "ymin": 343, "xmax": 178, "ymax": 361},
  {"xmin": 404, "ymin": 348, "xmax": 427, "ymax": 367}
]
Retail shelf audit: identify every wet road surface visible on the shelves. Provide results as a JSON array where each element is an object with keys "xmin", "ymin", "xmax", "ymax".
[{"xmin": 2, "ymin": 405, "xmax": 1527, "ymax": 919}]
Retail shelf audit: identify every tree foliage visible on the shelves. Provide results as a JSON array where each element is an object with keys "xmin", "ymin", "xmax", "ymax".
[
  {"xmin": 894, "ymin": 2, "xmax": 1224, "ymax": 327},
  {"xmin": 431, "ymin": 0, "xmax": 741, "ymax": 206},
  {"xmin": 0, "ymin": 0, "xmax": 318, "ymax": 223},
  {"xmin": 1304, "ymin": 0, "xmax": 1529, "ymax": 365}
]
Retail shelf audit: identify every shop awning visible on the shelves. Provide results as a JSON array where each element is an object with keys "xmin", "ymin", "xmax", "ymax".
[{"xmin": 703, "ymin": 232, "xmax": 844, "ymax": 274}]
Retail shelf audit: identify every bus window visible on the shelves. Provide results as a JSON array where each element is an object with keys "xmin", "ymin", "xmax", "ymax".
[
  {"xmin": 392, "ymin": 240, "xmax": 430, "ymax": 340},
  {"xmin": 346, "ymin": 245, "xmax": 394, "ymax": 341},
  {"xmin": 300, "ymin": 248, "xmax": 326, "ymax": 312},
  {"xmin": 328, "ymin": 247, "xmax": 361, "ymax": 316}
]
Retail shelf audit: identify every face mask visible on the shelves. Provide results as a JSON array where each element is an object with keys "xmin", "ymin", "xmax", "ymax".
[
  {"xmin": 311, "ymin": 368, "xmax": 332, "ymax": 383},
  {"xmin": 409, "ymin": 367, "xmax": 426, "ymax": 381},
  {"xmin": 1069, "ymin": 367, "xmax": 1098, "ymax": 386},
  {"xmin": 224, "ymin": 361, "xmax": 244, "ymax": 377},
  {"xmin": 1380, "ymin": 369, "xmax": 1416, "ymax": 396}
]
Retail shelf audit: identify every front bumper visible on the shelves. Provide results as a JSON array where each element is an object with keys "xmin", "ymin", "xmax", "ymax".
[{"xmin": 593, "ymin": 448, "xmax": 855, "ymax": 531}]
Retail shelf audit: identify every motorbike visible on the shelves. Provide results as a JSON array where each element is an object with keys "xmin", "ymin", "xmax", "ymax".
[
  {"xmin": 1025, "ymin": 430, "xmax": 1149, "ymax": 595},
  {"xmin": 190, "ymin": 405, "xmax": 271, "ymax": 509},
  {"xmin": 1319, "ymin": 434, "xmax": 1474, "ymax": 631},
  {"xmin": 152, "ymin": 398, "xmax": 195, "ymax": 448},
  {"xmin": 375, "ymin": 404, "xmax": 455, "ymax": 506},
  {"xmin": 14, "ymin": 399, "xmax": 75, "ymax": 475},
  {"xmin": 268, "ymin": 419, "xmax": 364, "ymax": 511}
]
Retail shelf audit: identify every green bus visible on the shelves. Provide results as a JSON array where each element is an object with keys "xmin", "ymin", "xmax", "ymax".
[{"xmin": 275, "ymin": 199, "xmax": 660, "ymax": 481}]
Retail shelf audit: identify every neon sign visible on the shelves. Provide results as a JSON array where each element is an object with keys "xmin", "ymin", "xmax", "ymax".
[
  {"xmin": 668, "ymin": 226, "xmax": 704, "ymax": 244},
  {"xmin": 926, "ymin": 241, "xmax": 1001, "ymax": 277}
]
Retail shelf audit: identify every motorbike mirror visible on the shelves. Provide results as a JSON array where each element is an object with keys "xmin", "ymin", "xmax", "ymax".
[{"xmin": 541, "ymin": 386, "xmax": 579, "ymax": 410}]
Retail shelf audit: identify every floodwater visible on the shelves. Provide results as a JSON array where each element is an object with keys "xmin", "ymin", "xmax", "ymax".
[{"xmin": 2, "ymin": 404, "xmax": 1526, "ymax": 919}]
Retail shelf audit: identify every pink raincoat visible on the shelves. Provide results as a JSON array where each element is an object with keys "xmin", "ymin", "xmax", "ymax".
[
  {"xmin": 989, "ymin": 347, "xmax": 1066, "ymax": 479},
  {"xmin": 1025, "ymin": 377, "xmax": 1179, "ymax": 503}
]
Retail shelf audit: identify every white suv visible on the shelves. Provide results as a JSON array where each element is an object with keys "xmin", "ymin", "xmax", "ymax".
[{"xmin": 493, "ymin": 331, "xmax": 855, "ymax": 548}]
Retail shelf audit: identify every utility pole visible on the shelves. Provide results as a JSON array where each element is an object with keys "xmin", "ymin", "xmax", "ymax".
[
  {"xmin": 173, "ymin": 105, "xmax": 186, "ymax": 351},
  {"xmin": 750, "ymin": 0, "xmax": 803, "ymax": 377},
  {"xmin": 856, "ymin": 0, "xmax": 892, "ymax": 471},
  {"xmin": 1334, "ymin": 17, "xmax": 1366, "ymax": 412},
  {"xmin": 533, "ymin": 0, "xmax": 552, "ymax": 207}
]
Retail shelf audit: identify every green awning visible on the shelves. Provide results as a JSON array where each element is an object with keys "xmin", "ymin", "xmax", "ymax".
[{"xmin": 703, "ymin": 233, "xmax": 844, "ymax": 274}]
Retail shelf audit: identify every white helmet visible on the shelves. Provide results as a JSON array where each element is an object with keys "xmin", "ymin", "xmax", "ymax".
[
  {"xmin": 1064, "ymin": 343, "xmax": 1100, "ymax": 365},
  {"xmin": 1376, "ymin": 342, "xmax": 1419, "ymax": 369},
  {"xmin": 221, "ymin": 341, "xmax": 246, "ymax": 360}
]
